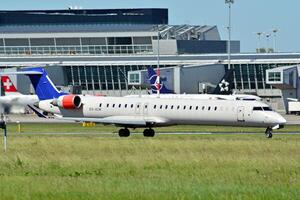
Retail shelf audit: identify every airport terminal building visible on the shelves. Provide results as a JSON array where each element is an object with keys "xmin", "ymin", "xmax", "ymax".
[{"xmin": 0, "ymin": 8, "xmax": 300, "ymax": 112}]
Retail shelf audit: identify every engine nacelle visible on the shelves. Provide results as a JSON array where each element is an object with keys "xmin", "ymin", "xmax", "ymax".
[{"xmin": 52, "ymin": 95, "xmax": 82, "ymax": 109}]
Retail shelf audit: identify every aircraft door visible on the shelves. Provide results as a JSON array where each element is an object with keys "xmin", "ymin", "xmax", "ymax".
[
  {"xmin": 135, "ymin": 103, "xmax": 141, "ymax": 114},
  {"xmin": 237, "ymin": 106, "xmax": 245, "ymax": 122}
]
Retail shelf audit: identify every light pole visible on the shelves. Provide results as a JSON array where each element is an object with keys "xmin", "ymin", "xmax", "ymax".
[
  {"xmin": 255, "ymin": 32, "xmax": 263, "ymax": 52},
  {"xmin": 225, "ymin": 0, "xmax": 234, "ymax": 70},
  {"xmin": 265, "ymin": 33, "xmax": 271, "ymax": 53},
  {"xmin": 272, "ymin": 28, "xmax": 279, "ymax": 52}
]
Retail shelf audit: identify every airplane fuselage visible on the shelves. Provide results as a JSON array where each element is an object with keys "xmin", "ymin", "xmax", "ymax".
[{"xmin": 39, "ymin": 96, "xmax": 286, "ymax": 128}]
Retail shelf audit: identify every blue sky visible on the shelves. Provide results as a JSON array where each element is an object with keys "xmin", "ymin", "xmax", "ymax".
[{"xmin": 2, "ymin": 0, "xmax": 300, "ymax": 53}]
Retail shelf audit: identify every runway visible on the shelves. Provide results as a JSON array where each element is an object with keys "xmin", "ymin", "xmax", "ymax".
[
  {"xmin": 13, "ymin": 132, "xmax": 300, "ymax": 135},
  {"xmin": 4, "ymin": 113, "xmax": 300, "ymax": 125}
]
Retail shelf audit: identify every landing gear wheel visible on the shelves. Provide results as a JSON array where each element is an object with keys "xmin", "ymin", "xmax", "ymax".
[
  {"xmin": 265, "ymin": 127, "xmax": 273, "ymax": 139},
  {"xmin": 143, "ymin": 128, "xmax": 155, "ymax": 137},
  {"xmin": 119, "ymin": 128, "xmax": 130, "ymax": 137}
]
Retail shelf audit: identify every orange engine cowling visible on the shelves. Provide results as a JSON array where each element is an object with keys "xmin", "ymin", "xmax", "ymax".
[{"xmin": 53, "ymin": 95, "xmax": 82, "ymax": 109}]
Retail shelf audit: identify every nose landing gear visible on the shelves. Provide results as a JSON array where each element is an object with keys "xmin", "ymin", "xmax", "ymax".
[{"xmin": 265, "ymin": 127, "xmax": 273, "ymax": 138}]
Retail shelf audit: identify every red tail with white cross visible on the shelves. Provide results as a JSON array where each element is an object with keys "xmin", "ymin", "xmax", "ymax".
[{"xmin": 1, "ymin": 76, "xmax": 20, "ymax": 95}]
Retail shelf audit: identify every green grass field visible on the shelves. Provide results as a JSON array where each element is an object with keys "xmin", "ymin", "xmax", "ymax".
[
  {"xmin": 5, "ymin": 123, "xmax": 300, "ymax": 134},
  {"xmin": 0, "ymin": 124, "xmax": 299, "ymax": 199}
]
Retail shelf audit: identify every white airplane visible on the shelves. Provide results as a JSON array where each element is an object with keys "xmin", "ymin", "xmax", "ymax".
[
  {"xmin": 126, "ymin": 67, "xmax": 262, "ymax": 101},
  {"xmin": 11, "ymin": 67, "xmax": 286, "ymax": 139},
  {"xmin": 0, "ymin": 75, "xmax": 38, "ymax": 113}
]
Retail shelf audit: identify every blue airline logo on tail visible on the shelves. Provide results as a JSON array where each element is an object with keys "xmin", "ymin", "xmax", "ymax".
[
  {"xmin": 147, "ymin": 67, "xmax": 174, "ymax": 94},
  {"xmin": 22, "ymin": 67, "xmax": 67, "ymax": 100}
]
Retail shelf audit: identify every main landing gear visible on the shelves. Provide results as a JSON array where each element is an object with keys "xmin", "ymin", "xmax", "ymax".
[
  {"xmin": 118, "ymin": 128, "xmax": 155, "ymax": 137},
  {"xmin": 118, "ymin": 128, "xmax": 130, "ymax": 137},
  {"xmin": 143, "ymin": 128, "xmax": 155, "ymax": 137},
  {"xmin": 265, "ymin": 127, "xmax": 273, "ymax": 138}
]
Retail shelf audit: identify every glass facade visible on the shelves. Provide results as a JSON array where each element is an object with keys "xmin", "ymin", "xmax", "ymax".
[
  {"xmin": 268, "ymin": 72, "xmax": 281, "ymax": 82},
  {"xmin": 62, "ymin": 62, "xmax": 300, "ymax": 94},
  {"xmin": 64, "ymin": 65, "xmax": 172, "ymax": 93},
  {"xmin": 230, "ymin": 63, "xmax": 298, "ymax": 91}
]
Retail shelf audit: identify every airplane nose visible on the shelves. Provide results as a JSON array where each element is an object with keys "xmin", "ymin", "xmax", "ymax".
[{"xmin": 277, "ymin": 115, "xmax": 287, "ymax": 125}]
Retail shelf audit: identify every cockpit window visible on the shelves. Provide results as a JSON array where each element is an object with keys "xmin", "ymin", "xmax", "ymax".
[
  {"xmin": 253, "ymin": 107, "xmax": 263, "ymax": 111},
  {"xmin": 253, "ymin": 106, "xmax": 272, "ymax": 111},
  {"xmin": 263, "ymin": 107, "xmax": 272, "ymax": 111}
]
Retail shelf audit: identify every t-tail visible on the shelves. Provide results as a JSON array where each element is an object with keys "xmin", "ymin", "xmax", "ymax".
[
  {"xmin": 212, "ymin": 69, "xmax": 234, "ymax": 95},
  {"xmin": 21, "ymin": 67, "xmax": 67, "ymax": 100},
  {"xmin": 147, "ymin": 66, "xmax": 174, "ymax": 94},
  {"xmin": 1, "ymin": 76, "xmax": 21, "ymax": 96}
]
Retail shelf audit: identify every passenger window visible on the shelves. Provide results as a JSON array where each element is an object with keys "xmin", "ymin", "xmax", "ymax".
[
  {"xmin": 154, "ymin": 105, "xmax": 157, "ymax": 109},
  {"xmin": 119, "ymin": 104, "xmax": 121, "ymax": 108},
  {"xmin": 137, "ymin": 104, "xmax": 140, "ymax": 108},
  {"xmin": 107, "ymin": 103, "xmax": 109, "ymax": 108},
  {"xmin": 177, "ymin": 105, "xmax": 180, "ymax": 109},
  {"xmin": 171, "ymin": 105, "xmax": 174, "ymax": 109},
  {"xmin": 214, "ymin": 107, "xmax": 217, "ymax": 111},
  {"xmin": 125, "ymin": 104, "xmax": 127, "ymax": 108},
  {"xmin": 195, "ymin": 106, "xmax": 198, "ymax": 110},
  {"xmin": 112, "ymin": 104, "xmax": 115, "ymax": 108},
  {"xmin": 189, "ymin": 106, "xmax": 192, "ymax": 110},
  {"xmin": 131, "ymin": 104, "xmax": 133, "ymax": 108},
  {"xmin": 160, "ymin": 105, "xmax": 163, "ymax": 109},
  {"xmin": 183, "ymin": 106, "xmax": 186, "ymax": 110},
  {"xmin": 145, "ymin": 105, "xmax": 148, "ymax": 109},
  {"xmin": 165, "ymin": 105, "xmax": 168, "ymax": 109},
  {"xmin": 202, "ymin": 106, "xmax": 205, "ymax": 110},
  {"xmin": 99, "ymin": 103, "xmax": 102, "ymax": 107},
  {"xmin": 208, "ymin": 106, "xmax": 211, "ymax": 111}
]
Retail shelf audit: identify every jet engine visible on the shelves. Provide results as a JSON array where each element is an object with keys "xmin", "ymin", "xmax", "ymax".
[{"xmin": 52, "ymin": 95, "xmax": 82, "ymax": 109}]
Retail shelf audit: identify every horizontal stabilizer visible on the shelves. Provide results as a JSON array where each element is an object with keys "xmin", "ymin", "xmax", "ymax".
[
  {"xmin": 27, "ymin": 105, "xmax": 47, "ymax": 118},
  {"xmin": 0, "ymin": 71, "xmax": 43, "ymax": 75}
]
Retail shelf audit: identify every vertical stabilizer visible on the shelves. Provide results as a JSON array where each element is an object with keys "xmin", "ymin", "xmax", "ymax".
[
  {"xmin": 147, "ymin": 66, "xmax": 174, "ymax": 94},
  {"xmin": 1, "ymin": 76, "xmax": 21, "ymax": 96},
  {"xmin": 22, "ymin": 67, "xmax": 67, "ymax": 100}
]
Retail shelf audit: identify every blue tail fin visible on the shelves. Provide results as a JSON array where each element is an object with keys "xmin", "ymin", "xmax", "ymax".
[
  {"xmin": 22, "ymin": 67, "xmax": 67, "ymax": 100},
  {"xmin": 147, "ymin": 66, "xmax": 174, "ymax": 94}
]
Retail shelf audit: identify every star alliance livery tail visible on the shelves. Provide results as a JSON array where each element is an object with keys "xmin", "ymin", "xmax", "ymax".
[
  {"xmin": 212, "ymin": 69, "xmax": 234, "ymax": 95},
  {"xmin": 147, "ymin": 67, "xmax": 174, "ymax": 94},
  {"xmin": 147, "ymin": 66, "xmax": 234, "ymax": 95},
  {"xmin": 21, "ymin": 67, "xmax": 67, "ymax": 100}
]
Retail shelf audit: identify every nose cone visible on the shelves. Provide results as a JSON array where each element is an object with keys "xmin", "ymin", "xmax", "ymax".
[
  {"xmin": 271, "ymin": 112, "xmax": 287, "ymax": 125},
  {"xmin": 277, "ymin": 115, "xmax": 287, "ymax": 125}
]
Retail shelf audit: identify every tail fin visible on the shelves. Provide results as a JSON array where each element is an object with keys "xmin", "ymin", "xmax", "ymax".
[
  {"xmin": 147, "ymin": 66, "xmax": 174, "ymax": 94},
  {"xmin": 22, "ymin": 67, "xmax": 67, "ymax": 100},
  {"xmin": 1, "ymin": 76, "xmax": 21, "ymax": 96},
  {"xmin": 212, "ymin": 69, "xmax": 234, "ymax": 95}
]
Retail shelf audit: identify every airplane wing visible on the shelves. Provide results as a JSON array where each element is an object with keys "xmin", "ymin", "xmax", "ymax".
[{"xmin": 56, "ymin": 115, "xmax": 169, "ymax": 127}]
